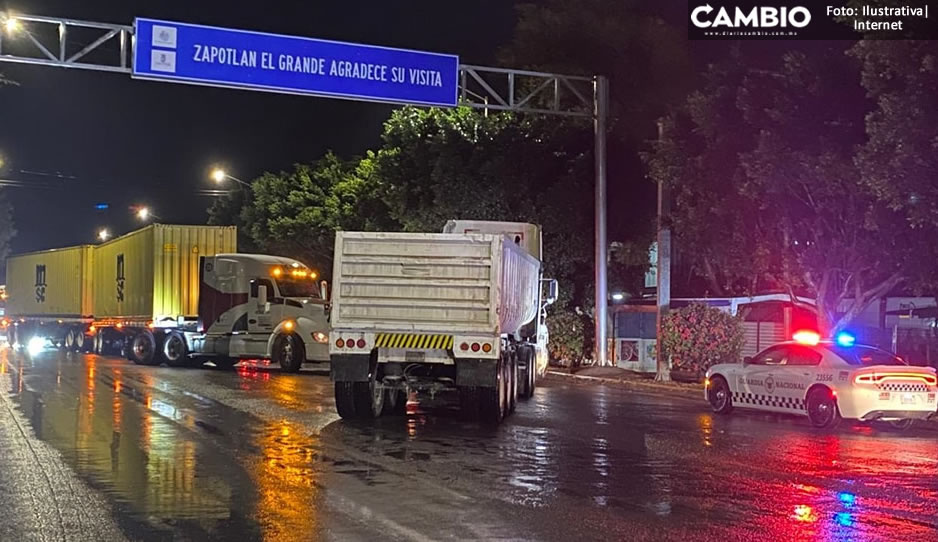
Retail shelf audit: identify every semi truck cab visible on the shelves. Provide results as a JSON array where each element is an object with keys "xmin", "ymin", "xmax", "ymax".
[{"xmin": 193, "ymin": 253, "xmax": 330, "ymax": 370}]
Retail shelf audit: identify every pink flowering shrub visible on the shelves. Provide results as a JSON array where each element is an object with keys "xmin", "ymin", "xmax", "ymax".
[{"xmin": 662, "ymin": 303, "xmax": 745, "ymax": 378}]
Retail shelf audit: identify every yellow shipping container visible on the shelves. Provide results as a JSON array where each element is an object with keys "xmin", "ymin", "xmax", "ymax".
[
  {"xmin": 92, "ymin": 224, "xmax": 237, "ymax": 321},
  {"xmin": 5, "ymin": 245, "xmax": 94, "ymax": 317}
]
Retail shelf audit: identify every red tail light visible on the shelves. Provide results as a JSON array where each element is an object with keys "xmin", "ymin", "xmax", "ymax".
[
  {"xmin": 460, "ymin": 343, "xmax": 469, "ymax": 351},
  {"xmin": 471, "ymin": 343, "xmax": 480, "ymax": 352},
  {"xmin": 356, "ymin": 338, "xmax": 366, "ymax": 349},
  {"xmin": 855, "ymin": 372, "xmax": 938, "ymax": 386}
]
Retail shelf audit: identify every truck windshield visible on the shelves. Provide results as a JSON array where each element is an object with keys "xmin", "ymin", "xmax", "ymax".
[
  {"xmin": 276, "ymin": 277, "xmax": 319, "ymax": 299},
  {"xmin": 826, "ymin": 345, "xmax": 906, "ymax": 366}
]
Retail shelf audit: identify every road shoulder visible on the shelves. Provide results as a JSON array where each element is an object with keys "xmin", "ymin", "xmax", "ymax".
[{"xmin": 0, "ymin": 371, "xmax": 129, "ymax": 542}]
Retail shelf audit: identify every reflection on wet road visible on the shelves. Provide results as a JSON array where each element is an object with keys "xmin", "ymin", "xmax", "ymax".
[{"xmin": 3, "ymin": 347, "xmax": 938, "ymax": 541}]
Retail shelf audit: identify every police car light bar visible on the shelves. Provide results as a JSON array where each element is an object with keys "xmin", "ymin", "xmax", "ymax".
[
  {"xmin": 835, "ymin": 332, "xmax": 856, "ymax": 347},
  {"xmin": 793, "ymin": 330, "xmax": 820, "ymax": 345}
]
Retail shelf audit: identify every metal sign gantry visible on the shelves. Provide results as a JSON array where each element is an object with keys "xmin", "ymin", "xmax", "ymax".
[{"xmin": 0, "ymin": 12, "xmax": 611, "ymax": 366}]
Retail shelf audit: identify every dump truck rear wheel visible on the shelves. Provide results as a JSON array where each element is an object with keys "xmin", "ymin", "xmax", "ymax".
[
  {"xmin": 352, "ymin": 378, "xmax": 384, "ymax": 419},
  {"xmin": 508, "ymin": 354, "xmax": 518, "ymax": 414},
  {"xmin": 335, "ymin": 382, "xmax": 357, "ymax": 419},
  {"xmin": 480, "ymin": 358, "xmax": 506, "ymax": 425},
  {"xmin": 518, "ymin": 346, "xmax": 535, "ymax": 399},
  {"xmin": 459, "ymin": 386, "xmax": 480, "ymax": 420}
]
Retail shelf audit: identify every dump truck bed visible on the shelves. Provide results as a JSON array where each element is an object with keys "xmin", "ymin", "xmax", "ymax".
[{"xmin": 331, "ymin": 231, "xmax": 540, "ymax": 336}]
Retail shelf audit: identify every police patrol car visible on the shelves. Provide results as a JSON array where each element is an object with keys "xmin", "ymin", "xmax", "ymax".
[{"xmin": 705, "ymin": 331, "xmax": 938, "ymax": 429}]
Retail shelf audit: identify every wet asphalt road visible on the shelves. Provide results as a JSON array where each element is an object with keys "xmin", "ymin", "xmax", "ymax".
[{"xmin": 3, "ymin": 347, "xmax": 938, "ymax": 541}]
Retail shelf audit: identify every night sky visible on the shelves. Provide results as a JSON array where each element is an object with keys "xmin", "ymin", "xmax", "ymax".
[{"xmin": 0, "ymin": 0, "xmax": 516, "ymax": 253}]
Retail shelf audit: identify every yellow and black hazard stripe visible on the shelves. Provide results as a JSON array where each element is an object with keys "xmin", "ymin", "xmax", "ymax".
[{"xmin": 375, "ymin": 333, "xmax": 454, "ymax": 350}]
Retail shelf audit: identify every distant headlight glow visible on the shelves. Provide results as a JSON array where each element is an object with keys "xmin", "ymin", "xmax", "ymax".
[{"xmin": 27, "ymin": 337, "xmax": 45, "ymax": 356}]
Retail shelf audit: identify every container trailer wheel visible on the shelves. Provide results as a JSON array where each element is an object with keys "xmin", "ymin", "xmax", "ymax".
[
  {"xmin": 74, "ymin": 330, "xmax": 87, "ymax": 353},
  {"xmin": 64, "ymin": 329, "xmax": 76, "ymax": 352},
  {"xmin": 161, "ymin": 331, "xmax": 189, "ymax": 367},
  {"xmin": 129, "ymin": 331, "xmax": 158, "ymax": 365}
]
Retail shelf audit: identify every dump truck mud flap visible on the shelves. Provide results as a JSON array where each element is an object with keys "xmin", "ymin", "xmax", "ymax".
[
  {"xmin": 330, "ymin": 353, "xmax": 371, "ymax": 382},
  {"xmin": 456, "ymin": 358, "xmax": 498, "ymax": 387}
]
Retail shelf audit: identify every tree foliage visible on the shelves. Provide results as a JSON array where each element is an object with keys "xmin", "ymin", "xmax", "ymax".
[
  {"xmin": 211, "ymin": 152, "xmax": 394, "ymax": 275},
  {"xmin": 0, "ymin": 188, "xmax": 15, "ymax": 265},
  {"xmin": 851, "ymin": 41, "xmax": 938, "ymax": 228},
  {"xmin": 0, "ymin": 76, "xmax": 16, "ymax": 270},
  {"xmin": 647, "ymin": 46, "xmax": 938, "ymax": 334},
  {"xmin": 499, "ymin": 0, "xmax": 691, "ymax": 147}
]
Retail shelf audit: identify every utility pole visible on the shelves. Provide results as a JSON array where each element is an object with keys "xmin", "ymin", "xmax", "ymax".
[
  {"xmin": 594, "ymin": 75, "xmax": 609, "ymax": 367},
  {"xmin": 655, "ymin": 120, "xmax": 671, "ymax": 381}
]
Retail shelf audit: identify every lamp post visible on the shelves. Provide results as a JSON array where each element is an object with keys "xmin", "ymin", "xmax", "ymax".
[
  {"xmin": 136, "ymin": 207, "xmax": 162, "ymax": 221},
  {"xmin": 97, "ymin": 228, "xmax": 110, "ymax": 242},
  {"xmin": 210, "ymin": 168, "xmax": 251, "ymax": 188}
]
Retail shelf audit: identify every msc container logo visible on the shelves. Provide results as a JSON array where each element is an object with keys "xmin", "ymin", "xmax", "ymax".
[
  {"xmin": 34, "ymin": 265, "xmax": 47, "ymax": 304},
  {"xmin": 116, "ymin": 254, "xmax": 125, "ymax": 303}
]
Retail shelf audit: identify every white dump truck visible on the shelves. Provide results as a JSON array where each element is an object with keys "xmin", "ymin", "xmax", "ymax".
[
  {"xmin": 329, "ymin": 220, "xmax": 557, "ymax": 423},
  {"xmin": 4, "ymin": 224, "xmax": 330, "ymax": 371}
]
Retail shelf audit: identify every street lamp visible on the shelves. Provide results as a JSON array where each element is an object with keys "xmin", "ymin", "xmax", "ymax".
[
  {"xmin": 2, "ymin": 17, "xmax": 19, "ymax": 33},
  {"xmin": 97, "ymin": 229, "xmax": 110, "ymax": 242},
  {"xmin": 210, "ymin": 168, "xmax": 251, "ymax": 188},
  {"xmin": 136, "ymin": 207, "xmax": 160, "ymax": 221}
]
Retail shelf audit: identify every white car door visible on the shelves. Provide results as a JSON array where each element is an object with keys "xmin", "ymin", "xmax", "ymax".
[
  {"xmin": 769, "ymin": 345, "xmax": 823, "ymax": 413},
  {"xmin": 737, "ymin": 345, "xmax": 788, "ymax": 412}
]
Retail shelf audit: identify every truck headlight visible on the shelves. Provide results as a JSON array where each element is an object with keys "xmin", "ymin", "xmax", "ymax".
[{"xmin": 312, "ymin": 332, "xmax": 328, "ymax": 344}]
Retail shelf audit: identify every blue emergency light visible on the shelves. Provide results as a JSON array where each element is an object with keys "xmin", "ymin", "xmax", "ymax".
[{"xmin": 835, "ymin": 332, "xmax": 856, "ymax": 347}]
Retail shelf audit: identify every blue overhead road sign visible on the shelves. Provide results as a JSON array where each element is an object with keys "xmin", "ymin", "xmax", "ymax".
[{"xmin": 132, "ymin": 18, "xmax": 460, "ymax": 107}]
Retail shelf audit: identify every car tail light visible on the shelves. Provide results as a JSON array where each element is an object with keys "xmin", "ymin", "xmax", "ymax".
[
  {"xmin": 471, "ymin": 343, "xmax": 480, "ymax": 352},
  {"xmin": 335, "ymin": 338, "xmax": 345, "ymax": 348},
  {"xmin": 855, "ymin": 372, "xmax": 938, "ymax": 386},
  {"xmin": 356, "ymin": 338, "xmax": 366, "ymax": 349}
]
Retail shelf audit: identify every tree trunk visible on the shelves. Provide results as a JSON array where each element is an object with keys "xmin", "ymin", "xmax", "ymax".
[{"xmin": 702, "ymin": 259, "xmax": 724, "ymax": 297}]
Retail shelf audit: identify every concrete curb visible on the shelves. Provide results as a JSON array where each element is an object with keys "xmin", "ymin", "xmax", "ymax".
[{"xmin": 545, "ymin": 370, "xmax": 703, "ymax": 398}]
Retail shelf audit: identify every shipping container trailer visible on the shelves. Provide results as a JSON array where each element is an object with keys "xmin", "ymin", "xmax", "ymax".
[
  {"xmin": 5, "ymin": 224, "xmax": 331, "ymax": 371},
  {"xmin": 329, "ymin": 220, "xmax": 557, "ymax": 424}
]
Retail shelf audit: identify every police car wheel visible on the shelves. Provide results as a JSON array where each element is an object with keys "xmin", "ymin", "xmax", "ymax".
[
  {"xmin": 708, "ymin": 377, "xmax": 733, "ymax": 414},
  {"xmin": 806, "ymin": 388, "xmax": 840, "ymax": 429}
]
